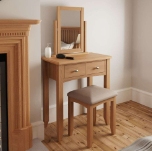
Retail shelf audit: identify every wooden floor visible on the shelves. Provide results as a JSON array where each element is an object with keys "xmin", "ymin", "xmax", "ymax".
[{"xmin": 43, "ymin": 101, "xmax": 152, "ymax": 151}]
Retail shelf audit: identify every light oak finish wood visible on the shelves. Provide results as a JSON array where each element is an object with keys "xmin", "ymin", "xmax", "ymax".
[
  {"xmin": 54, "ymin": 20, "xmax": 58, "ymax": 55},
  {"xmin": 87, "ymin": 107, "xmax": 93, "ymax": 148},
  {"xmin": 56, "ymin": 65, "xmax": 64, "ymax": 142},
  {"xmin": 64, "ymin": 63, "xmax": 86, "ymax": 78},
  {"xmin": 43, "ymin": 101, "xmax": 152, "ymax": 151},
  {"xmin": 86, "ymin": 76, "xmax": 97, "ymax": 126},
  {"xmin": 54, "ymin": 6, "xmax": 85, "ymax": 55},
  {"xmin": 0, "ymin": 19, "xmax": 40, "ymax": 25},
  {"xmin": 0, "ymin": 19, "xmax": 40, "ymax": 151},
  {"xmin": 104, "ymin": 59, "xmax": 110, "ymax": 125},
  {"xmin": 42, "ymin": 53, "xmax": 111, "ymax": 65},
  {"xmin": 86, "ymin": 60, "xmax": 106, "ymax": 75},
  {"xmin": 42, "ymin": 53, "xmax": 111, "ymax": 143},
  {"xmin": 110, "ymin": 97, "xmax": 116, "ymax": 134},
  {"xmin": 68, "ymin": 98, "xmax": 74, "ymax": 136},
  {"xmin": 68, "ymin": 95, "xmax": 116, "ymax": 148},
  {"xmin": 43, "ymin": 61, "xmax": 50, "ymax": 128},
  {"xmin": 84, "ymin": 21, "xmax": 87, "ymax": 52}
]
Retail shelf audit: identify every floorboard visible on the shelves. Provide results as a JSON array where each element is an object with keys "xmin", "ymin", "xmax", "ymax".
[{"xmin": 43, "ymin": 101, "xmax": 152, "ymax": 151}]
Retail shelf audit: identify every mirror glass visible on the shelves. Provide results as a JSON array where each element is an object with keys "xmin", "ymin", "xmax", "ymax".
[
  {"xmin": 61, "ymin": 10, "xmax": 80, "ymax": 50},
  {"xmin": 61, "ymin": 10, "xmax": 80, "ymax": 27}
]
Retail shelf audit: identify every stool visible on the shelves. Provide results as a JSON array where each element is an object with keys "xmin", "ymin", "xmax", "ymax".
[{"xmin": 67, "ymin": 85, "xmax": 117, "ymax": 148}]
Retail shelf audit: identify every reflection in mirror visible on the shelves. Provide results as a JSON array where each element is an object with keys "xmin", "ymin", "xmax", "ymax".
[
  {"xmin": 60, "ymin": 10, "xmax": 81, "ymax": 50},
  {"xmin": 56, "ymin": 6, "xmax": 84, "ymax": 55}
]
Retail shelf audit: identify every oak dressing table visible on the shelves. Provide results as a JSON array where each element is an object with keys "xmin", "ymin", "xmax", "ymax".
[
  {"xmin": 42, "ymin": 6, "xmax": 111, "ymax": 142},
  {"xmin": 42, "ymin": 53, "xmax": 111, "ymax": 142}
]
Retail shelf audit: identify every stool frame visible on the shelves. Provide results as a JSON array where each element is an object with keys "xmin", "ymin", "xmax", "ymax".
[{"xmin": 68, "ymin": 96, "xmax": 116, "ymax": 148}]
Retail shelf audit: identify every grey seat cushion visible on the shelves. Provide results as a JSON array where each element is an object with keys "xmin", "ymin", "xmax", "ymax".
[{"xmin": 67, "ymin": 85, "xmax": 117, "ymax": 105}]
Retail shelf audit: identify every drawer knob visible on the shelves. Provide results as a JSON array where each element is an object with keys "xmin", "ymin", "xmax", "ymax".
[
  {"xmin": 95, "ymin": 67, "xmax": 99, "ymax": 69},
  {"xmin": 74, "ymin": 69, "xmax": 79, "ymax": 72}
]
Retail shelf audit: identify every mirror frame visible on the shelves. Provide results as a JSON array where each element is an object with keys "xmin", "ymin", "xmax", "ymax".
[{"xmin": 56, "ymin": 6, "xmax": 84, "ymax": 54}]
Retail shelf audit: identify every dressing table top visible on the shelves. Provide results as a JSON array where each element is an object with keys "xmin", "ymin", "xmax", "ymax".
[{"xmin": 42, "ymin": 52, "xmax": 111, "ymax": 65}]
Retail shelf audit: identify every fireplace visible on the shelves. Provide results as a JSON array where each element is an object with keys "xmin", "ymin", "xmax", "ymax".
[
  {"xmin": 0, "ymin": 54, "xmax": 8, "ymax": 151},
  {"xmin": 0, "ymin": 19, "xmax": 40, "ymax": 151}
]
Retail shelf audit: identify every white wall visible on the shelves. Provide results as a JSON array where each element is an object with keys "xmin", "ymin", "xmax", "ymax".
[
  {"xmin": 1, "ymin": 0, "xmax": 151, "ymax": 139},
  {"xmin": 0, "ymin": 0, "xmax": 42, "ymax": 123},
  {"xmin": 0, "ymin": 0, "xmax": 133, "ymax": 132},
  {"xmin": 132, "ymin": 0, "xmax": 152, "ymax": 93},
  {"xmin": 132, "ymin": 0, "xmax": 152, "ymax": 107},
  {"xmin": 40, "ymin": 0, "xmax": 132, "ymax": 107}
]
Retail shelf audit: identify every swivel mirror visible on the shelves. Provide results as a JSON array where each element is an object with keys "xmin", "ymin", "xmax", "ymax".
[{"xmin": 54, "ymin": 6, "xmax": 86, "ymax": 55}]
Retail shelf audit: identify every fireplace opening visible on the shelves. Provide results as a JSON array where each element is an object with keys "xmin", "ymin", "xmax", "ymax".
[{"xmin": 0, "ymin": 54, "xmax": 8, "ymax": 151}]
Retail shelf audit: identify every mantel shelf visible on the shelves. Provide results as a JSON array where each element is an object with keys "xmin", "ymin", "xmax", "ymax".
[{"xmin": 0, "ymin": 19, "xmax": 41, "ymax": 25}]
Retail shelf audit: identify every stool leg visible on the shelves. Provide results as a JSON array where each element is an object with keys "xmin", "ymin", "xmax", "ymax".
[
  {"xmin": 87, "ymin": 106, "xmax": 93, "ymax": 148},
  {"xmin": 110, "ymin": 97, "xmax": 116, "ymax": 135},
  {"xmin": 68, "ymin": 97, "xmax": 74, "ymax": 136},
  {"xmin": 93, "ymin": 108, "xmax": 96, "ymax": 126},
  {"xmin": 104, "ymin": 102, "xmax": 110, "ymax": 125}
]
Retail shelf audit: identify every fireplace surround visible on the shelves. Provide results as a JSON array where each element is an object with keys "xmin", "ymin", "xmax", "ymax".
[
  {"xmin": 0, "ymin": 54, "xmax": 8, "ymax": 151},
  {"xmin": 0, "ymin": 19, "xmax": 40, "ymax": 151}
]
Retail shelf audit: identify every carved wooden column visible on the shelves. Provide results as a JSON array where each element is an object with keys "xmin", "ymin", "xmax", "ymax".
[{"xmin": 0, "ymin": 20, "xmax": 40, "ymax": 151}]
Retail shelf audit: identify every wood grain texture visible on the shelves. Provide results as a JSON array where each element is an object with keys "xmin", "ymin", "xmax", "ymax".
[
  {"xmin": 0, "ymin": 19, "xmax": 41, "ymax": 25},
  {"xmin": 86, "ymin": 60, "xmax": 106, "ymax": 75},
  {"xmin": 68, "ymin": 98, "xmax": 74, "ymax": 136},
  {"xmin": 87, "ymin": 107, "xmax": 93, "ymax": 148},
  {"xmin": 43, "ymin": 101, "xmax": 152, "ymax": 151},
  {"xmin": 87, "ymin": 76, "xmax": 96, "ymax": 126},
  {"xmin": 56, "ymin": 65, "xmax": 64, "ymax": 142},
  {"xmin": 67, "ymin": 93, "xmax": 116, "ymax": 148},
  {"xmin": 0, "ymin": 19, "xmax": 40, "ymax": 151},
  {"xmin": 42, "ymin": 53, "xmax": 111, "ymax": 65},
  {"xmin": 54, "ymin": 20, "xmax": 58, "ymax": 55},
  {"xmin": 64, "ymin": 63, "xmax": 86, "ymax": 78},
  {"xmin": 104, "ymin": 59, "xmax": 110, "ymax": 125},
  {"xmin": 42, "ymin": 53, "xmax": 111, "ymax": 143},
  {"xmin": 84, "ymin": 21, "xmax": 87, "ymax": 52},
  {"xmin": 43, "ymin": 61, "xmax": 50, "ymax": 128},
  {"xmin": 42, "ymin": 53, "xmax": 111, "ymax": 135},
  {"xmin": 110, "ymin": 97, "xmax": 116, "ymax": 134},
  {"xmin": 57, "ymin": 6, "xmax": 84, "ymax": 54}
]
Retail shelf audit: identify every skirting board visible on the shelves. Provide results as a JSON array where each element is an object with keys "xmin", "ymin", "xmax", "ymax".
[
  {"xmin": 132, "ymin": 88, "xmax": 152, "ymax": 108},
  {"xmin": 31, "ymin": 121, "xmax": 44, "ymax": 140},
  {"xmin": 41, "ymin": 87, "xmax": 132, "ymax": 123}
]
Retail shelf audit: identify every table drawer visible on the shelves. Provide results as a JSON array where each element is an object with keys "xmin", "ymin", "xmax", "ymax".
[
  {"xmin": 86, "ymin": 61, "xmax": 106, "ymax": 75},
  {"xmin": 64, "ymin": 63, "xmax": 86, "ymax": 78}
]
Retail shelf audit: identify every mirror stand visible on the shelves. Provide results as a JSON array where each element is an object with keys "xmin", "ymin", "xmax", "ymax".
[{"xmin": 53, "ymin": 6, "xmax": 88, "ymax": 56}]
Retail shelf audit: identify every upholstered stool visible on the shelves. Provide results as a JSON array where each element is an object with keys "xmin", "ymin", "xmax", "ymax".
[{"xmin": 67, "ymin": 85, "xmax": 117, "ymax": 148}]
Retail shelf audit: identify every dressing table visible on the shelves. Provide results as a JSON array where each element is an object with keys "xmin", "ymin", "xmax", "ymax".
[{"xmin": 42, "ymin": 6, "xmax": 111, "ymax": 142}]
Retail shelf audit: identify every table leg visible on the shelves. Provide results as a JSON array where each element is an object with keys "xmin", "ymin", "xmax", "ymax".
[
  {"xmin": 87, "ymin": 77, "xmax": 96, "ymax": 125},
  {"xmin": 104, "ymin": 59, "xmax": 110, "ymax": 89},
  {"xmin": 87, "ymin": 76, "xmax": 93, "ymax": 86},
  {"xmin": 56, "ymin": 65, "xmax": 64, "ymax": 142},
  {"xmin": 104, "ymin": 59, "xmax": 110, "ymax": 125},
  {"xmin": 43, "ymin": 61, "xmax": 49, "ymax": 128}
]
